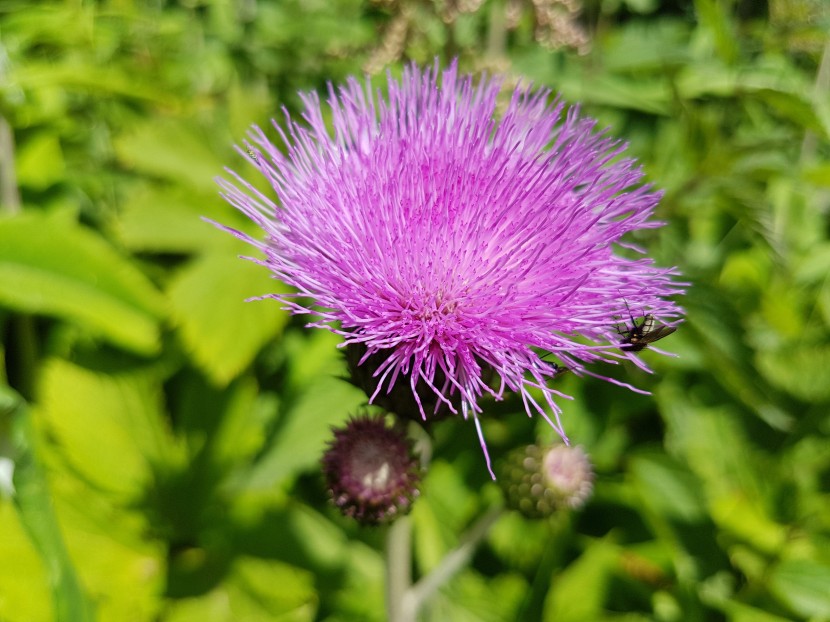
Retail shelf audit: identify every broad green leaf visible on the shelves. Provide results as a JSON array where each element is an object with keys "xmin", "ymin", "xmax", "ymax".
[
  {"xmin": 282, "ymin": 328, "xmax": 347, "ymax": 394},
  {"xmin": 413, "ymin": 460, "xmax": 479, "ymax": 573},
  {"xmin": 0, "ymin": 502, "xmax": 54, "ymax": 622},
  {"xmin": 629, "ymin": 452, "xmax": 706, "ymax": 522},
  {"xmin": 721, "ymin": 601, "xmax": 793, "ymax": 622},
  {"xmin": 769, "ymin": 559, "xmax": 830, "ymax": 619},
  {"xmin": 756, "ymin": 344, "xmax": 830, "ymax": 402},
  {"xmin": 487, "ymin": 510, "xmax": 550, "ymax": 571},
  {"xmin": 165, "ymin": 557, "xmax": 317, "ymax": 622},
  {"xmin": 676, "ymin": 60, "xmax": 828, "ymax": 138},
  {"xmin": 328, "ymin": 540, "xmax": 385, "ymax": 622},
  {"xmin": 37, "ymin": 359, "xmax": 173, "ymax": 499},
  {"xmin": 243, "ymin": 374, "xmax": 365, "ymax": 489},
  {"xmin": 115, "ymin": 184, "xmax": 246, "ymax": 254},
  {"xmin": 426, "ymin": 571, "xmax": 527, "ymax": 622},
  {"xmin": 694, "ymin": 0, "xmax": 739, "ymax": 64},
  {"xmin": 793, "ymin": 242, "xmax": 830, "ymax": 284},
  {"xmin": 167, "ymin": 251, "xmax": 290, "ymax": 386},
  {"xmin": 8, "ymin": 61, "xmax": 177, "ymax": 105},
  {"xmin": 543, "ymin": 537, "xmax": 619, "ymax": 621},
  {"xmin": 16, "ymin": 132, "xmax": 65, "ymax": 190},
  {"xmin": 227, "ymin": 78, "xmax": 276, "ymax": 140},
  {"xmin": 602, "ymin": 19, "xmax": 691, "ymax": 72},
  {"xmin": 204, "ymin": 377, "xmax": 268, "ymax": 472},
  {"xmin": 114, "ymin": 120, "xmax": 227, "ymax": 192},
  {"xmin": 709, "ymin": 495, "xmax": 787, "ymax": 556},
  {"xmin": 8, "ymin": 390, "xmax": 96, "ymax": 622},
  {"xmin": 280, "ymin": 504, "xmax": 349, "ymax": 571},
  {"xmin": 698, "ymin": 572, "xmax": 793, "ymax": 622},
  {"xmin": 0, "ymin": 212, "xmax": 165, "ymax": 355},
  {"xmin": 47, "ymin": 472, "xmax": 165, "ymax": 622},
  {"xmin": 719, "ymin": 248, "xmax": 772, "ymax": 293},
  {"xmin": 657, "ymin": 390, "xmax": 789, "ymax": 556},
  {"xmin": 803, "ymin": 162, "xmax": 830, "ymax": 187},
  {"xmin": 550, "ymin": 70, "xmax": 671, "ymax": 116}
]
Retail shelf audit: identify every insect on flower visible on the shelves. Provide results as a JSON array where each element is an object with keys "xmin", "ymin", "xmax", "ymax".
[{"xmin": 618, "ymin": 312, "xmax": 677, "ymax": 352}]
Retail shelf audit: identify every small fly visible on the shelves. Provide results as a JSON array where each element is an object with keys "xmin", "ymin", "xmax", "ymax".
[
  {"xmin": 551, "ymin": 363, "xmax": 569, "ymax": 379},
  {"xmin": 618, "ymin": 311, "xmax": 676, "ymax": 352}
]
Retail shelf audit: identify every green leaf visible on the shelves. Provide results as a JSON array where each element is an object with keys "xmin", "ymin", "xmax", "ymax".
[
  {"xmin": 769, "ymin": 559, "xmax": 830, "ymax": 619},
  {"xmin": 165, "ymin": 557, "xmax": 317, "ymax": 622},
  {"xmin": 242, "ymin": 374, "xmax": 365, "ymax": 489},
  {"xmin": 46, "ymin": 473, "xmax": 165, "ymax": 622},
  {"xmin": 709, "ymin": 495, "xmax": 787, "ymax": 557},
  {"xmin": 37, "ymin": 359, "xmax": 173, "ymax": 499},
  {"xmin": 16, "ymin": 132, "xmax": 65, "ymax": 190},
  {"xmin": 601, "ymin": 19, "xmax": 691, "ymax": 72},
  {"xmin": 114, "ymin": 120, "xmax": 227, "ymax": 192},
  {"xmin": 552, "ymin": 71, "xmax": 671, "ymax": 116},
  {"xmin": 115, "ymin": 184, "xmax": 244, "ymax": 254},
  {"xmin": 429, "ymin": 571, "xmax": 527, "ymax": 622},
  {"xmin": 694, "ymin": 0, "xmax": 739, "ymax": 64},
  {"xmin": 657, "ymin": 390, "xmax": 789, "ymax": 555},
  {"xmin": 413, "ymin": 460, "xmax": 479, "ymax": 573},
  {"xmin": 9, "ymin": 61, "xmax": 178, "ymax": 106},
  {"xmin": 720, "ymin": 601, "xmax": 793, "ymax": 622},
  {"xmin": 204, "ymin": 377, "xmax": 269, "ymax": 472},
  {"xmin": 0, "ymin": 502, "xmax": 53, "ymax": 622},
  {"xmin": 756, "ymin": 344, "xmax": 830, "ymax": 402},
  {"xmin": 543, "ymin": 537, "xmax": 619, "ymax": 621},
  {"xmin": 167, "ymin": 251, "xmax": 290, "ymax": 386},
  {"xmin": 629, "ymin": 452, "xmax": 707, "ymax": 522},
  {"xmin": 0, "ymin": 212, "xmax": 165, "ymax": 355},
  {"xmin": 8, "ymin": 390, "xmax": 96, "ymax": 622}
]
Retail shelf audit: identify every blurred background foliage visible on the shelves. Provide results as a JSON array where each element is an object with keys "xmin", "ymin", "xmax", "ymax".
[{"xmin": 1, "ymin": 0, "xmax": 829, "ymax": 620}]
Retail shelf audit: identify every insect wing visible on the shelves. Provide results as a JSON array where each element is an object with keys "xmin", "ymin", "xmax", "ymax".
[
  {"xmin": 639, "ymin": 325, "xmax": 677, "ymax": 344},
  {"xmin": 619, "ymin": 314, "xmax": 676, "ymax": 351},
  {"xmin": 639, "ymin": 314, "xmax": 656, "ymax": 334}
]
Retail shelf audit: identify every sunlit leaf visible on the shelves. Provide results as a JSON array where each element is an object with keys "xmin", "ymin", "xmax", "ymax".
[
  {"xmin": 543, "ymin": 537, "xmax": 619, "ymax": 621},
  {"xmin": 427, "ymin": 571, "xmax": 527, "ymax": 622},
  {"xmin": 165, "ymin": 557, "xmax": 317, "ymax": 622},
  {"xmin": 115, "ymin": 184, "xmax": 245, "ymax": 254},
  {"xmin": 114, "ymin": 120, "xmax": 227, "ymax": 192},
  {"xmin": 242, "ymin": 374, "xmax": 365, "ymax": 489},
  {"xmin": 7, "ymin": 390, "xmax": 96, "ymax": 622},
  {"xmin": 0, "ymin": 212, "xmax": 165, "ymax": 355},
  {"xmin": 16, "ymin": 132, "xmax": 65, "ymax": 190},
  {"xmin": 769, "ymin": 559, "xmax": 830, "ymax": 619},
  {"xmin": 756, "ymin": 344, "xmax": 830, "ymax": 402},
  {"xmin": 167, "ymin": 251, "xmax": 290, "ymax": 386},
  {"xmin": 0, "ymin": 502, "xmax": 53, "ymax": 622},
  {"xmin": 37, "ymin": 359, "xmax": 173, "ymax": 499},
  {"xmin": 629, "ymin": 452, "xmax": 707, "ymax": 522},
  {"xmin": 412, "ymin": 460, "xmax": 480, "ymax": 573}
]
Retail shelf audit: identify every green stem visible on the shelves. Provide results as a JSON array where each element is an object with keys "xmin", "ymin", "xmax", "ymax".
[
  {"xmin": 402, "ymin": 505, "xmax": 503, "ymax": 618},
  {"xmin": 486, "ymin": 0, "xmax": 507, "ymax": 61},
  {"xmin": 0, "ymin": 115, "xmax": 21, "ymax": 214},
  {"xmin": 386, "ymin": 514, "xmax": 413, "ymax": 622}
]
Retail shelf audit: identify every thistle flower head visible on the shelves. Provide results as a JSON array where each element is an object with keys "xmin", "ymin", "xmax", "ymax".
[
  {"xmin": 501, "ymin": 443, "xmax": 594, "ymax": 518},
  {"xmin": 217, "ymin": 61, "xmax": 683, "ymax": 477},
  {"xmin": 322, "ymin": 415, "xmax": 420, "ymax": 525}
]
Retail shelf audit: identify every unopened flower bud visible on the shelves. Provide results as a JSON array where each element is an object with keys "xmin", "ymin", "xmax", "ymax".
[
  {"xmin": 501, "ymin": 443, "xmax": 594, "ymax": 518},
  {"xmin": 322, "ymin": 415, "xmax": 421, "ymax": 525}
]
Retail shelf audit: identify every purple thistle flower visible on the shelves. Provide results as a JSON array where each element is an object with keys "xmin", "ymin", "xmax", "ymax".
[{"xmin": 216, "ymin": 61, "xmax": 684, "ymax": 478}]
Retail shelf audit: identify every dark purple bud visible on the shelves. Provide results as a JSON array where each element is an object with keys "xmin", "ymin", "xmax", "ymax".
[{"xmin": 322, "ymin": 415, "xmax": 421, "ymax": 525}]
